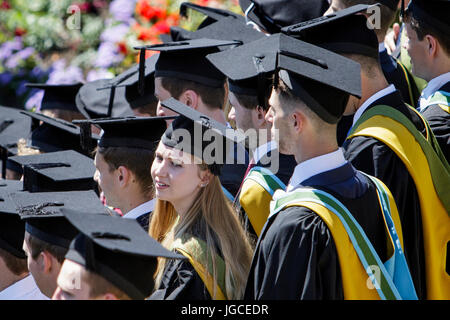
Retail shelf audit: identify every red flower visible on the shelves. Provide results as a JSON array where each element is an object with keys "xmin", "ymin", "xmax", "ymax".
[
  {"xmin": 117, "ymin": 41, "xmax": 128, "ymax": 55},
  {"xmin": 153, "ymin": 20, "xmax": 170, "ymax": 34},
  {"xmin": 14, "ymin": 27, "xmax": 26, "ymax": 36},
  {"xmin": 0, "ymin": 1, "xmax": 11, "ymax": 10}
]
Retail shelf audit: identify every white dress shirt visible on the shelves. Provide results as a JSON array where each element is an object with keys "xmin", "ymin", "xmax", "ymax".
[
  {"xmin": 286, "ymin": 148, "xmax": 348, "ymax": 192},
  {"xmin": 419, "ymin": 72, "xmax": 450, "ymax": 112},
  {"xmin": 122, "ymin": 199, "xmax": 155, "ymax": 219},
  {"xmin": 352, "ymin": 84, "xmax": 397, "ymax": 127},
  {"xmin": 0, "ymin": 275, "xmax": 48, "ymax": 300}
]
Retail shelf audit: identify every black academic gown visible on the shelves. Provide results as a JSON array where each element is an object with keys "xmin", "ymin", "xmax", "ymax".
[
  {"xmin": 244, "ymin": 163, "xmax": 387, "ymax": 300},
  {"xmin": 136, "ymin": 212, "xmax": 151, "ymax": 232},
  {"xmin": 342, "ymin": 89, "xmax": 427, "ymax": 299},
  {"xmin": 240, "ymin": 149, "xmax": 297, "ymax": 239},
  {"xmin": 380, "ymin": 48, "xmax": 420, "ymax": 108},
  {"xmin": 148, "ymin": 220, "xmax": 221, "ymax": 300},
  {"xmin": 421, "ymin": 81, "xmax": 450, "ymax": 163},
  {"xmin": 219, "ymin": 142, "xmax": 249, "ymax": 198}
]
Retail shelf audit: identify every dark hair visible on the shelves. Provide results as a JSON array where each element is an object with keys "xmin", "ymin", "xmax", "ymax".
[
  {"xmin": 404, "ymin": 12, "xmax": 450, "ymax": 55},
  {"xmin": 159, "ymin": 77, "xmax": 226, "ymax": 111},
  {"xmin": 27, "ymin": 234, "xmax": 67, "ymax": 264},
  {"xmin": 97, "ymin": 146, "xmax": 154, "ymax": 197},
  {"xmin": 341, "ymin": 0, "xmax": 397, "ymax": 37},
  {"xmin": 0, "ymin": 248, "xmax": 28, "ymax": 276},
  {"xmin": 83, "ymin": 269, "xmax": 131, "ymax": 300},
  {"xmin": 133, "ymin": 101, "xmax": 158, "ymax": 117},
  {"xmin": 274, "ymin": 75, "xmax": 349, "ymax": 124}
]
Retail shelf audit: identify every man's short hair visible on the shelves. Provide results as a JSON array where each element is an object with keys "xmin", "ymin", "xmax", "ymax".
[
  {"xmin": 0, "ymin": 248, "xmax": 28, "ymax": 276},
  {"xmin": 82, "ymin": 268, "xmax": 131, "ymax": 300},
  {"xmin": 341, "ymin": 0, "xmax": 398, "ymax": 37},
  {"xmin": 27, "ymin": 234, "xmax": 67, "ymax": 264},
  {"xmin": 159, "ymin": 77, "xmax": 226, "ymax": 110},
  {"xmin": 133, "ymin": 101, "xmax": 158, "ymax": 116},
  {"xmin": 97, "ymin": 146, "xmax": 154, "ymax": 196},
  {"xmin": 404, "ymin": 12, "xmax": 450, "ymax": 55}
]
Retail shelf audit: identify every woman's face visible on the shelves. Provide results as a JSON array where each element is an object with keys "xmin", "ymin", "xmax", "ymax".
[{"xmin": 151, "ymin": 142, "xmax": 206, "ymax": 214}]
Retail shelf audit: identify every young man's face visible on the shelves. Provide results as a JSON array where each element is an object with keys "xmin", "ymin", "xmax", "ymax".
[
  {"xmin": 265, "ymin": 89, "xmax": 295, "ymax": 155},
  {"xmin": 404, "ymin": 22, "xmax": 431, "ymax": 80},
  {"xmin": 228, "ymin": 92, "xmax": 256, "ymax": 132},
  {"xmin": 94, "ymin": 152, "xmax": 121, "ymax": 209},
  {"xmin": 22, "ymin": 232, "xmax": 47, "ymax": 296},
  {"xmin": 324, "ymin": 0, "xmax": 346, "ymax": 15},
  {"xmin": 154, "ymin": 77, "xmax": 178, "ymax": 124},
  {"xmin": 52, "ymin": 259, "xmax": 91, "ymax": 300}
]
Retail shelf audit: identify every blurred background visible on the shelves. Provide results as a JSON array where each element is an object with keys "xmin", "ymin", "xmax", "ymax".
[{"xmin": 0, "ymin": 0, "xmax": 241, "ymax": 110}]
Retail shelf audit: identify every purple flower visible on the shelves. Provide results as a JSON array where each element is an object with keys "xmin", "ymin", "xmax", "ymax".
[
  {"xmin": 109, "ymin": 0, "xmax": 136, "ymax": 23},
  {"xmin": 0, "ymin": 37, "xmax": 23, "ymax": 61},
  {"xmin": 47, "ymin": 60, "xmax": 84, "ymax": 84},
  {"xmin": 0, "ymin": 72, "xmax": 13, "ymax": 85},
  {"xmin": 94, "ymin": 42, "xmax": 123, "ymax": 68},
  {"xmin": 4, "ymin": 47, "xmax": 35, "ymax": 69},
  {"xmin": 86, "ymin": 68, "xmax": 114, "ymax": 82},
  {"xmin": 100, "ymin": 23, "xmax": 130, "ymax": 43},
  {"xmin": 25, "ymin": 90, "xmax": 44, "ymax": 111},
  {"xmin": 16, "ymin": 80, "xmax": 29, "ymax": 96}
]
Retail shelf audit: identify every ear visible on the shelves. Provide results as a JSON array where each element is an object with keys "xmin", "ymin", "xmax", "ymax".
[
  {"xmin": 40, "ymin": 251, "xmax": 53, "ymax": 274},
  {"xmin": 198, "ymin": 169, "xmax": 212, "ymax": 188},
  {"xmin": 180, "ymin": 90, "xmax": 199, "ymax": 109},
  {"xmin": 425, "ymin": 35, "xmax": 438, "ymax": 57},
  {"xmin": 254, "ymin": 106, "xmax": 268, "ymax": 127},
  {"xmin": 101, "ymin": 293, "xmax": 119, "ymax": 300},
  {"xmin": 292, "ymin": 111, "xmax": 305, "ymax": 134},
  {"xmin": 116, "ymin": 166, "xmax": 131, "ymax": 188}
]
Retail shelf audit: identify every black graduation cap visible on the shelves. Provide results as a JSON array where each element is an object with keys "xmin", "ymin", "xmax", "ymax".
[
  {"xmin": 21, "ymin": 111, "xmax": 100, "ymax": 156},
  {"xmin": 74, "ymin": 116, "xmax": 173, "ymax": 151},
  {"xmin": 0, "ymin": 188, "xmax": 26, "ymax": 259},
  {"xmin": 179, "ymin": 1, "xmax": 245, "ymax": 30},
  {"xmin": 134, "ymin": 39, "xmax": 240, "ymax": 93},
  {"xmin": 62, "ymin": 208, "xmax": 184, "ymax": 300},
  {"xmin": 12, "ymin": 190, "xmax": 109, "ymax": 249},
  {"xmin": 208, "ymin": 33, "xmax": 361, "ymax": 123},
  {"xmin": 239, "ymin": 0, "xmax": 330, "ymax": 34},
  {"xmin": 160, "ymin": 98, "xmax": 247, "ymax": 176},
  {"xmin": 404, "ymin": 0, "xmax": 450, "ymax": 34},
  {"xmin": 169, "ymin": 16, "xmax": 265, "ymax": 44},
  {"xmin": 25, "ymin": 83, "xmax": 83, "ymax": 112},
  {"xmin": 8, "ymin": 150, "xmax": 97, "ymax": 193},
  {"xmin": 0, "ymin": 106, "xmax": 32, "ymax": 178},
  {"xmin": 281, "ymin": 5, "xmax": 380, "ymax": 59},
  {"xmin": 97, "ymin": 54, "xmax": 160, "ymax": 111},
  {"xmin": 75, "ymin": 79, "xmax": 135, "ymax": 119},
  {"xmin": 379, "ymin": 0, "xmax": 400, "ymax": 10}
]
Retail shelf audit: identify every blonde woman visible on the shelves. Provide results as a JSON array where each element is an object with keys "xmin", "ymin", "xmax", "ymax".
[{"xmin": 148, "ymin": 99, "xmax": 253, "ymax": 300}]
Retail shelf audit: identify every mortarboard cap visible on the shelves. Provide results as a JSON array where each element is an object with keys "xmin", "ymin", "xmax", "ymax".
[
  {"xmin": 62, "ymin": 208, "xmax": 185, "ymax": 300},
  {"xmin": 74, "ymin": 116, "xmax": 173, "ymax": 150},
  {"xmin": 160, "ymin": 98, "xmax": 247, "ymax": 175},
  {"xmin": 169, "ymin": 16, "xmax": 264, "ymax": 44},
  {"xmin": 208, "ymin": 33, "xmax": 361, "ymax": 124},
  {"xmin": 0, "ymin": 185, "xmax": 26, "ymax": 258},
  {"xmin": 404, "ymin": 0, "xmax": 450, "ymax": 34},
  {"xmin": 134, "ymin": 39, "xmax": 240, "ymax": 91},
  {"xmin": 12, "ymin": 190, "xmax": 109, "ymax": 249},
  {"xmin": 9, "ymin": 150, "xmax": 97, "ymax": 193},
  {"xmin": 239, "ymin": 0, "xmax": 330, "ymax": 34},
  {"xmin": 25, "ymin": 83, "xmax": 83, "ymax": 112},
  {"xmin": 21, "ymin": 111, "xmax": 100, "ymax": 156},
  {"xmin": 281, "ymin": 5, "xmax": 380, "ymax": 59},
  {"xmin": 98, "ymin": 54, "xmax": 160, "ymax": 111},
  {"xmin": 379, "ymin": 0, "xmax": 400, "ymax": 10},
  {"xmin": 0, "ymin": 106, "xmax": 32, "ymax": 178},
  {"xmin": 75, "ymin": 79, "xmax": 135, "ymax": 119}
]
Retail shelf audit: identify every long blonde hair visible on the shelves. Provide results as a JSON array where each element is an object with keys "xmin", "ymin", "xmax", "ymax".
[{"xmin": 149, "ymin": 164, "xmax": 254, "ymax": 300}]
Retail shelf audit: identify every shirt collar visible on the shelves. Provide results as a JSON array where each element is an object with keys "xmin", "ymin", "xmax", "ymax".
[
  {"xmin": 251, "ymin": 141, "xmax": 277, "ymax": 164},
  {"xmin": 352, "ymin": 84, "xmax": 396, "ymax": 127},
  {"xmin": 0, "ymin": 275, "xmax": 47, "ymax": 300},
  {"xmin": 122, "ymin": 199, "xmax": 155, "ymax": 219},
  {"xmin": 286, "ymin": 148, "xmax": 347, "ymax": 191},
  {"xmin": 419, "ymin": 72, "xmax": 450, "ymax": 111}
]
